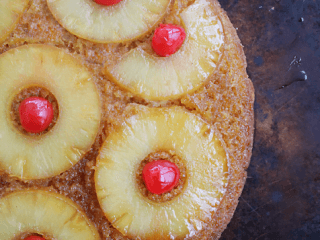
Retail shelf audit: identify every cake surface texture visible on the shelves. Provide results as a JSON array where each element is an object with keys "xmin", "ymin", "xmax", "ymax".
[{"xmin": 0, "ymin": 0, "xmax": 254, "ymax": 239}]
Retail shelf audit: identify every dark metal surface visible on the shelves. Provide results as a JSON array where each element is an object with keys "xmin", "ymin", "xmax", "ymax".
[{"xmin": 219, "ymin": 0, "xmax": 320, "ymax": 239}]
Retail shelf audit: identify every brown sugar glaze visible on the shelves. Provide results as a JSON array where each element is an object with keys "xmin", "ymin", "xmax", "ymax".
[{"xmin": 0, "ymin": 0, "xmax": 254, "ymax": 239}]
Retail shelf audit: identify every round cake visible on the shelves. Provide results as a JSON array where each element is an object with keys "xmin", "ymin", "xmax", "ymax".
[{"xmin": 0, "ymin": 0, "xmax": 254, "ymax": 239}]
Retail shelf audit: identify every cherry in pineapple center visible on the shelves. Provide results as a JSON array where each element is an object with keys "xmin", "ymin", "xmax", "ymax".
[
  {"xmin": 94, "ymin": 0, "xmax": 123, "ymax": 6},
  {"xmin": 11, "ymin": 87, "xmax": 59, "ymax": 135},
  {"xmin": 24, "ymin": 236, "xmax": 45, "ymax": 240},
  {"xmin": 142, "ymin": 160, "xmax": 180, "ymax": 195},
  {"xmin": 152, "ymin": 24, "xmax": 186, "ymax": 57},
  {"xmin": 135, "ymin": 151, "xmax": 187, "ymax": 203},
  {"xmin": 19, "ymin": 97, "xmax": 54, "ymax": 133}
]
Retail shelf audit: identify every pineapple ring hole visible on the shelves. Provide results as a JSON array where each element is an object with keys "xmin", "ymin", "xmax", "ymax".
[
  {"xmin": 10, "ymin": 86, "xmax": 59, "ymax": 136},
  {"xmin": 136, "ymin": 150, "xmax": 187, "ymax": 203},
  {"xmin": 16, "ymin": 232, "xmax": 50, "ymax": 240}
]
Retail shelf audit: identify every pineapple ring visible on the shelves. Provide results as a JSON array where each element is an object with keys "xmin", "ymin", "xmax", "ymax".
[
  {"xmin": 0, "ymin": 190, "xmax": 100, "ymax": 239},
  {"xmin": 105, "ymin": 0, "xmax": 224, "ymax": 101},
  {"xmin": 0, "ymin": 0, "xmax": 30, "ymax": 43},
  {"xmin": 0, "ymin": 44, "xmax": 101, "ymax": 180},
  {"xmin": 47, "ymin": 0, "xmax": 172, "ymax": 43},
  {"xmin": 95, "ymin": 106, "xmax": 229, "ymax": 239}
]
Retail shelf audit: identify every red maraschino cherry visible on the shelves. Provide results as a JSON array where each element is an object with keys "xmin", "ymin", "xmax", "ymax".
[
  {"xmin": 19, "ymin": 97, "xmax": 54, "ymax": 133},
  {"xmin": 24, "ymin": 236, "xmax": 45, "ymax": 240},
  {"xmin": 142, "ymin": 160, "xmax": 180, "ymax": 195},
  {"xmin": 152, "ymin": 24, "xmax": 186, "ymax": 57},
  {"xmin": 94, "ymin": 0, "xmax": 123, "ymax": 6}
]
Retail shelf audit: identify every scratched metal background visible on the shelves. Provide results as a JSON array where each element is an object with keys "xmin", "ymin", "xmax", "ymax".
[{"xmin": 218, "ymin": 0, "xmax": 320, "ymax": 239}]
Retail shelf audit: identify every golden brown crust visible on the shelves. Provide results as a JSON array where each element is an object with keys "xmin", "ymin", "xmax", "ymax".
[
  {"xmin": 0, "ymin": 0, "xmax": 254, "ymax": 239},
  {"xmin": 206, "ymin": 1, "xmax": 254, "ymax": 238}
]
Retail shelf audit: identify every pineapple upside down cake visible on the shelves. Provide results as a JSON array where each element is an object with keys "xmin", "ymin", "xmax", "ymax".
[{"xmin": 0, "ymin": 0, "xmax": 254, "ymax": 239}]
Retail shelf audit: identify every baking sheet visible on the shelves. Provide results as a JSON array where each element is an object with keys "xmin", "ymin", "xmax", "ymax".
[{"xmin": 220, "ymin": 0, "xmax": 320, "ymax": 239}]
